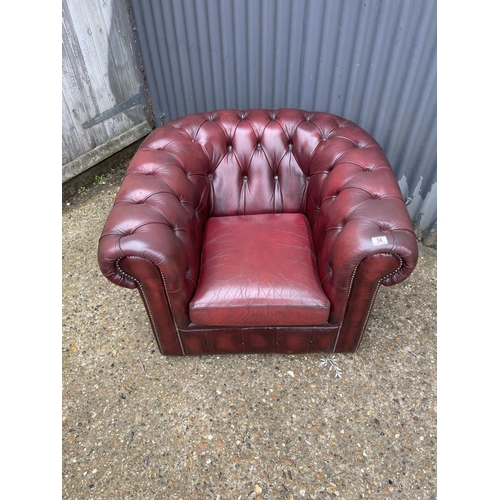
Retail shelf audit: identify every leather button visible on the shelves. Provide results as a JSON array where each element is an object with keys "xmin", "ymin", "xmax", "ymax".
[
  {"xmin": 227, "ymin": 145, "xmax": 233, "ymax": 151},
  {"xmin": 288, "ymin": 143, "xmax": 293, "ymax": 150},
  {"xmin": 274, "ymin": 340, "xmax": 280, "ymax": 345},
  {"xmin": 243, "ymin": 175, "xmax": 248, "ymax": 181},
  {"xmin": 309, "ymin": 340, "xmax": 314, "ymax": 345},
  {"xmin": 274, "ymin": 175, "xmax": 278, "ymax": 180},
  {"xmin": 240, "ymin": 341, "xmax": 246, "ymax": 346},
  {"xmin": 256, "ymin": 143, "xmax": 262, "ymax": 150},
  {"xmin": 205, "ymin": 342, "xmax": 211, "ymax": 346}
]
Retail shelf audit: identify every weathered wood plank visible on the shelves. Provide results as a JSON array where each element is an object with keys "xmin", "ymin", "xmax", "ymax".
[{"xmin": 62, "ymin": 0, "xmax": 150, "ymax": 179}]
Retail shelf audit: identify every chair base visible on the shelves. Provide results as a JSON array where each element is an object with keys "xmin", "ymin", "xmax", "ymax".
[{"xmin": 177, "ymin": 324, "xmax": 340, "ymax": 355}]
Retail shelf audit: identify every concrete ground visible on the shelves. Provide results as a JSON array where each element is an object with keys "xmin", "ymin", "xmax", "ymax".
[{"xmin": 62, "ymin": 163, "xmax": 437, "ymax": 499}]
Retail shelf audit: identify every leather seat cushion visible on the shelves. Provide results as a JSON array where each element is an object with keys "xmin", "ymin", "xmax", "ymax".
[{"xmin": 189, "ymin": 213, "xmax": 330, "ymax": 326}]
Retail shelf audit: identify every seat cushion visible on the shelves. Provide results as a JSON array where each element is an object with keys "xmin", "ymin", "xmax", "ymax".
[{"xmin": 189, "ymin": 213, "xmax": 330, "ymax": 326}]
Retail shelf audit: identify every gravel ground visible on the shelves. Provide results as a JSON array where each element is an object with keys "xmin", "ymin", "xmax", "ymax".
[{"xmin": 62, "ymin": 164, "xmax": 437, "ymax": 499}]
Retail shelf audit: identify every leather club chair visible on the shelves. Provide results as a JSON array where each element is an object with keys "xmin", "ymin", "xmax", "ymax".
[{"xmin": 98, "ymin": 109, "xmax": 418, "ymax": 356}]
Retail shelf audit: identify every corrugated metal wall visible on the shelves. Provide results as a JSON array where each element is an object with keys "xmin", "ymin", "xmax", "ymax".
[
  {"xmin": 62, "ymin": 0, "xmax": 152, "ymax": 182},
  {"xmin": 129, "ymin": 0, "xmax": 437, "ymax": 241}
]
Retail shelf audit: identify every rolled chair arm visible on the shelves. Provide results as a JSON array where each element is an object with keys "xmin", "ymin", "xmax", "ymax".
[
  {"xmin": 318, "ymin": 210, "xmax": 417, "ymax": 310},
  {"xmin": 309, "ymin": 136, "xmax": 418, "ymax": 351},
  {"xmin": 98, "ymin": 129, "xmax": 210, "ymax": 330},
  {"xmin": 317, "ymin": 196, "xmax": 417, "ymax": 293}
]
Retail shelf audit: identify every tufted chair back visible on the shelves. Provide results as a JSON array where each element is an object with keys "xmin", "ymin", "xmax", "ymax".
[{"xmin": 140, "ymin": 107, "xmax": 402, "ymax": 242}]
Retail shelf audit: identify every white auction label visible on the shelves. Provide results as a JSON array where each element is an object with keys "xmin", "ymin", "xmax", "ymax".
[{"xmin": 371, "ymin": 236, "xmax": 388, "ymax": 246}]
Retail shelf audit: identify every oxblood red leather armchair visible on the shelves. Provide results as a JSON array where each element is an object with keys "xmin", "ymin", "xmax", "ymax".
[{"xmin": 98, "ymin": 109, "xmax": 418, "ymax": 356}]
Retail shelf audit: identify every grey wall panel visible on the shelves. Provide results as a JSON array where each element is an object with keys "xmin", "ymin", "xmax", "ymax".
[{"xmin": 129, "ymin": 0, "xmax": 436, "ymax": 240}]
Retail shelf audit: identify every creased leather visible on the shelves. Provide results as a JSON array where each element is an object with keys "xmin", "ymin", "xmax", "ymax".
[
  {"xmin": 189, "ymin": 213, "xmax": 330, "ymax": 326},
  {"xmin": 97, "ymin": 108, "xmax": 418, "ymax": 355}
]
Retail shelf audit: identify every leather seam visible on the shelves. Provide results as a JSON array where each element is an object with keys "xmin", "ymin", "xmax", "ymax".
[
  {"xmin": 115, "ymin": 257, "xmax": 165, "ymax": 355},
  {"xmin": 115, "ymin": 256, "xmax": 185, "ymax": 356},
  {"xmin": 355, "ymin": 254, "xmax": 404, "ymax": 350},
  {"xmin": 355, "ymin": 282, "xmax": 382, "ymax": 352},
  {"xmin": 333, "ymin": 262, "xmax": 360, "ymax": 352},
  {"xmin": 333, "ymin": 253, "xmax": 404, "ymax": 352}
]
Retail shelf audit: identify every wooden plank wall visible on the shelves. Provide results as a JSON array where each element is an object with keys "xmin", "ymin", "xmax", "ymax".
[{"xmin": 62, "ymin": 0, "xmax": 151, "ymax": 182}]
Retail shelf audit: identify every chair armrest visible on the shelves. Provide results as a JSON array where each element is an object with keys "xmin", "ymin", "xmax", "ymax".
[
  {"xmin": 98, "ymin": 133, "xmax": 210, "ymax": 327},
  {"xmin": 311, "ymin": 146, "xmax": 418, "ymax": 330}
]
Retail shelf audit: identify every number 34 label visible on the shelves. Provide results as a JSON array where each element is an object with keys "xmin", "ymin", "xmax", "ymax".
[{"xmin": 371, "ymin": 236, "xmax": 388, "ymax": 246}]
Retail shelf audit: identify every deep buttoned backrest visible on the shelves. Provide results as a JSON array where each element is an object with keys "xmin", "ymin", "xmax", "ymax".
[
  {"xmin": 177, "ymin": 108, "xmax": 318, "ymax": 216},
  {"xmin": 133, "ymin": 108, "xmax": 403, "ymax": 250}
]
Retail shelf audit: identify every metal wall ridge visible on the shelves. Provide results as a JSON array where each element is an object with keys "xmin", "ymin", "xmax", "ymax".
[{"xmin": 129, "ymin": 0, "xmax": 437, "ymax": 243}]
